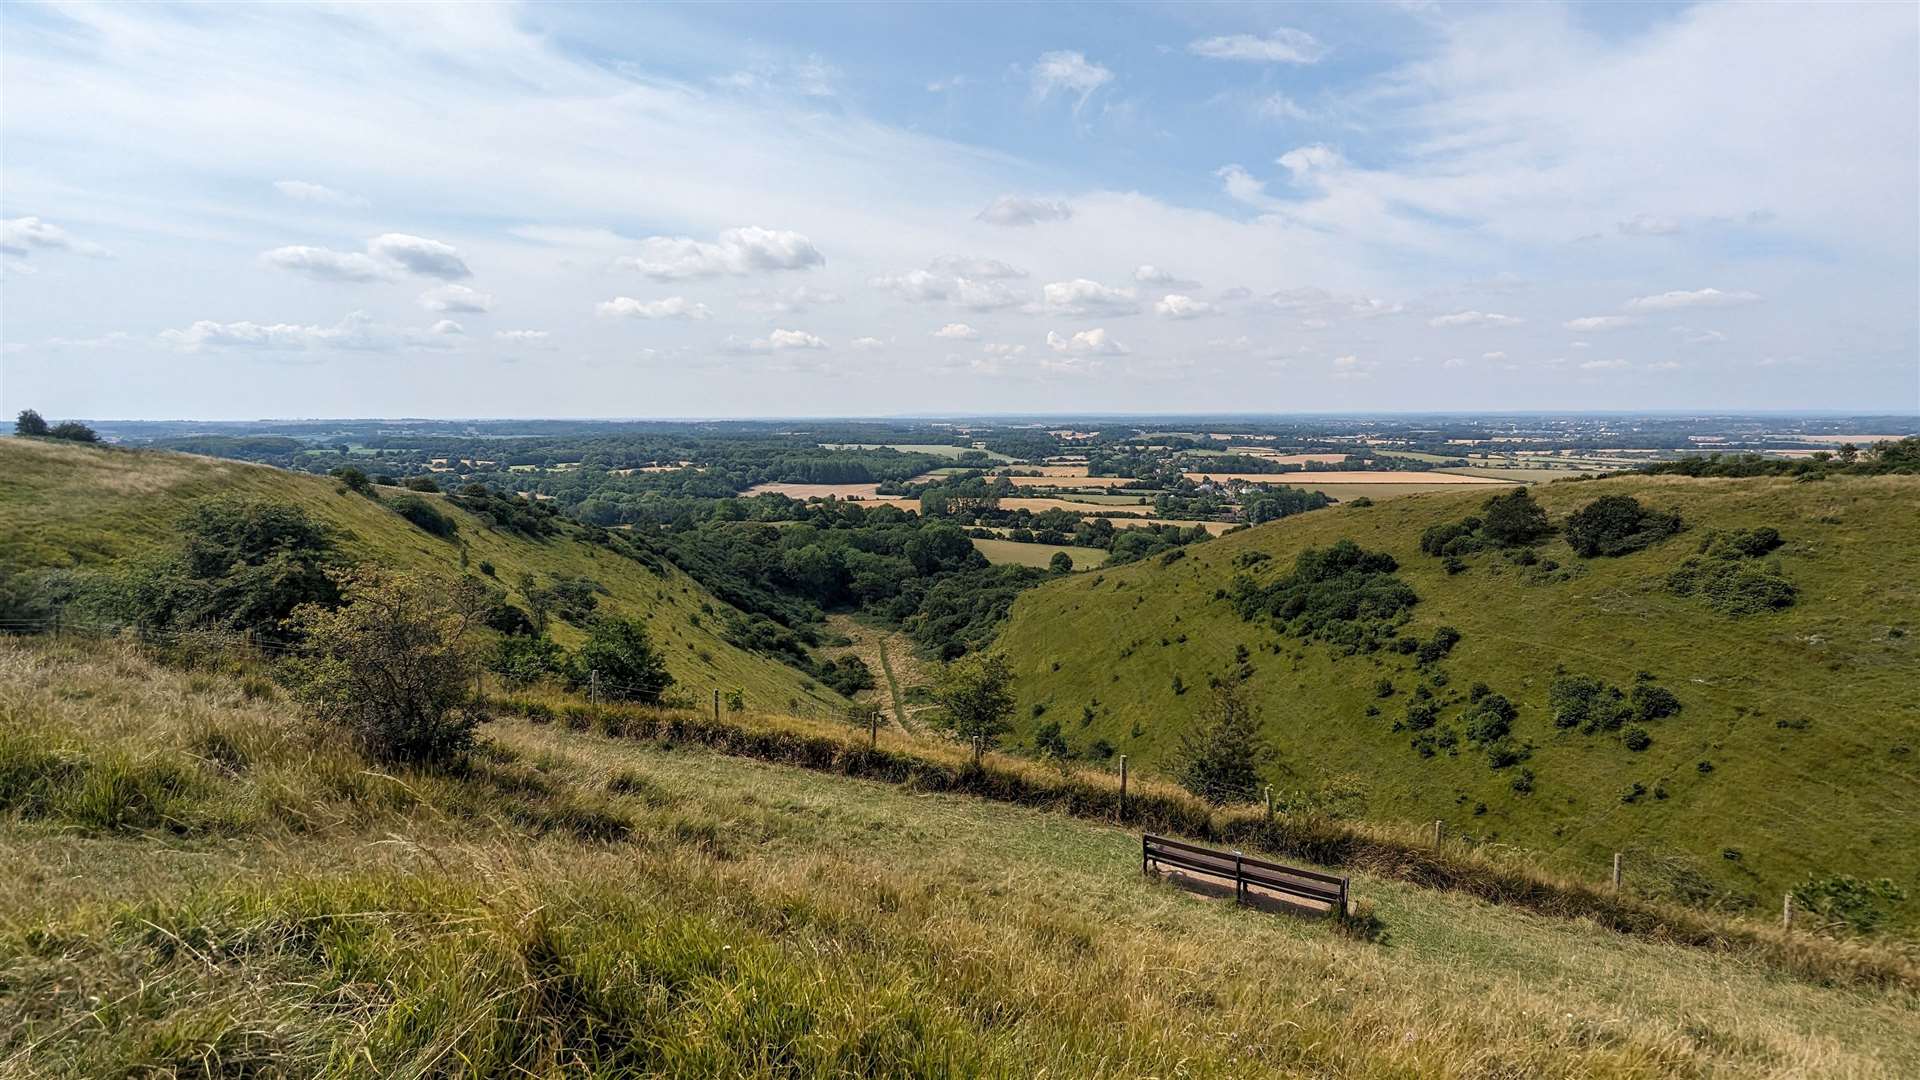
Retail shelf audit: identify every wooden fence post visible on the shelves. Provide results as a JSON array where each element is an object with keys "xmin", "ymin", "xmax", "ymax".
[
  {"xmin": 712, "ymin": 688, "xmax": 720, "ymax": 722},
  {"xmin": 1611, "ymin": 852, "xmax": 1623, "ymax": 894},
  {"xmin": 1782, "ymin": 892, "xmax": 1794, "ymax": 930},
  {"xmin": 1264, "ymin": 785, "xmax": 1273, "ymax": 819},
  {"xmin": 589, "ymin": 669, "xmax": 600, "ymax": 706},
  {"xmin": 1432, "ymin": 819, "xmax": 1444, "ymax": 847},
  {"xmin": 1119, "ymin": 755, "xmax": 1128, "ymax": 821},
  {"xmin": 1233, "ymin": 850, "xmax": 1245, "ymax": 905},
  {"xmin": 869, "ymin": 709, "xmax": 878, "ymax": 750}
]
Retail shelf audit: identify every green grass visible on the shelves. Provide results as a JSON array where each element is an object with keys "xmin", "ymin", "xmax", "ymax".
[
  {"xmin": 995, "ymin": 472, "xmax": 1920, "ymax": 931},
  {"xmin": 971, "ymin": 537, "xmax": 1109, "ymax": 570},
  {"xmin": 0, "ymin": 439, "xmax": 846, "ymax": 713},
  {"xmin": 2, "ymin": 637, "xmax": 1915, "ymax": 1077}
]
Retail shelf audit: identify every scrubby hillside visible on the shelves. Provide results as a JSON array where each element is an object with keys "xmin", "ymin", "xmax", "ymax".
[
  {"xmin": 3, "ymin": 637, "xmax": 1916, "ymax": 1077},
  {"xmin": 0, "ymin": 439, "xmax": 846, "ymax": 713},
  {"xmin": 997, "ymin": 472, "xmax": 1920, "ymax": 928}
]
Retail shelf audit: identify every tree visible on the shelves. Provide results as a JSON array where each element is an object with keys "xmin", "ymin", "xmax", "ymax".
[
  {"xmin": 331, "ymin": 466, "xmax": 373, "ymax": 495},
  {"xmin": 1564, "ymin": 495, "xmax": 1683, "ymax": 558},
  {"xmin": 14, "ymin": 409, "xmax": 49, "ymax": 437},
  {"xmin": 1048, "ymin": 550, "xmax": 1074, "ymax": 574},
  {"xmin": 290, "ymin": 570, "xmax": 488, "ymax": 766},
  {"xmin": 1479, "ymin": 488, "xmax": 1552, "ymax": 545},
  {"xmin": 117, "ymin": 497, "xmax": 340, "ymax": 641},
  {"xmin": 933, "ymin": 652, "xmax": 1016, "ymax": 762},
  {"xmin": 1172, "ymin": 678, "xmax": 1270, "ymax": 805},
  {"xmin": 47, "ymin": 421, "xmax": 98, "ymax": 443},
  {"xmin": 568, "ymin": 616, "xmax": 674, "ymax": 703}
]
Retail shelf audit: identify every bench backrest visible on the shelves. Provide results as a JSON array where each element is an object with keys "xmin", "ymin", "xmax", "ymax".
[{"xmin": 1143, "ymin": 833, "xmax": 1348, "ymax": 908}]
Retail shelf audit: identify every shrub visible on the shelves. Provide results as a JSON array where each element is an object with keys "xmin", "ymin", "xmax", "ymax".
[
  {"xmin": 488, "ymin": 633, "xmax": 566, "ymax": 689},
  {"xmin": 1630, "ymin": 683, "xmax": 1683, "ymax": 723},
  {"xmin": 1048, "ymin": 550, "xmax": 1074, "ymax": 573},
  {"xmin": 289, "ymin": 570, "xmax": 487, "ymax": 766},
  {"xmin": 1623, "ymin": 726, "xmax": 1652, "ymax": 751},
  {"xmin": 1172, "ymin": 679, "xmax": 1269, "ymax": 805},
  {"xmin": 1564, "ymin": 495, "xmax": 1683, "ymax": 557},
  {"xmin": 1666, "ymin": 556, "xmax": 1796, "ymax": 615},
  {"xmin": 14, "ymin": 409, "xmax": 49, "ymax": 436},
  {"xmin": 389, "ymin": 494, "xmax": 459, "ymax": 540},
  {"xmin": 114, "ymin": 496, "xmax": 341, "ymax": 642},
  {"xmin": 813, "ymin": 654, "xmax": 875, "ymax": 697},
  {"xmin": 1033, "ymin": 719, "xmax": 1069, "ymax": 758},
  {"xmin": 1480, "ymin": 488, "xmax": 1553, "ymax": 545},
  {"xmin": 47, "ymin": 420, "xmax": 99, "ymax": 443},
  {"xmin": 1414, "ymin": 626, "xmax": 1462, "ymax": 665},
  {"xmin": 932, "ymin": 653, "xmax": 1016, "ymax": 757},
  {"xmin": 1229, "ymin": 539, "xmax": 1417, "ymax": 654},
  {"xmin": 1462, "ymin": 693, "xmax": 1517, "ymax": 745},
  {"xmin": 568, "ymin": 618, "xmax": 675, "ymax": 704},
  {"xmin": 1549, "ymin": 674, "xmax": 1630, "ymax": 733},
  {"xmin": 1792, "ymin": 875, "xmax": 1909, "ymax": 934},
  {"xmin": 331, "ymin": 466, "xmax": 374, "ymax": 495},
  {"xmin": 403, "ymin": 476, "xmax": 442, "ymax": 492}
]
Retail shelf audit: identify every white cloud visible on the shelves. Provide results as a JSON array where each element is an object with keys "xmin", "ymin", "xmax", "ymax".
[
  {"xmin": 727, "ymin": 328, "xmax": 829, "ymax": 353},
  {"xmin": 738, "ymin": 285, "xmax": 843, "ymax": 314},
  {"xmin": 367, "ymin": 233, "xmax": 471, "ymax": 279},
  {"xmin": 1030, "ymin": 50, "xmax": 1112, "ymax": 111},
  {"xmin": 1133, "ymin": 264, "xmax": 1197, "ymax": 287},
  {"xmin": 1188, "ymin": 29, "xmax": 1327, "ymax": 64},
  {"xmin": 1675, "ymin": 326, "xmax": 1727, "ymax": 345},
  {"xmin": 597, "ymin": 296, "xmax": 711, "ymax": 320},
  {"xmin": 1625, "ymin": 288, "xmax": 1761, "ymax": 311},
  {"xmin": 615, "ymin": 226, "xmax": 823, "ymax": 279},
  {"xmin": 1155, "ymin": 294, "xmax": 1216, "ymax": 319},
  {"xmin": 1046, "ymin": 327, "xmax": 1127, "ymax": 355},
  {"xmin": 981, "ymin": 342, "xmax": 1026, "ymax": 357},
  {"xmin": 418, "ymin": 284, "xmax": 494, "ymax": 313},
  {"xmin": 928, "ymin": 255, "xmax": 1026, "ymax": 279},
  {"xmin": 1428, "ymin": 310, "xmax": 1523, "ymax": 328},
  {"xmin": 159, "ymin": 310, "xmax": 452, "ymax": 352},
  {"xmin": 0, "ymin": 216, "xmax": 110, "ymax": 258},
  {"xmin": 260, "ymin": 245, "xmax": 390, "ymax": 283},
  {"xmin": 1331, "ymin": 354, "xmax": 1375, "ymax": 380},
  {"xmin": 1255, "ymin": 94, "xmax": 1313, "ymax": 122},
  {"xmin": 273, "ymin": 180, "xmax": 367, "ymax": 207},
  {"xmin": 1617, "ymin": 213, "xmax": 1683, "ymax": 236},
  {"xmin": 1647, "ymin": 359, "xmax": 1683, "ymax": 370},
  {"xmin": 1277, "ymin": 144, "xmax": 1343, "ymax": 178},
  {"xmin": 932, "ymin": 322, "xmax": 979, "ymax": 340},
  {"xmin": 850, "ymin": 336, "xmax": 886, "ymax": 351},
  {"xmin": 975, "ymin": 195, "xmax": 1073, "ymax": 226},
  {"xmin": 429, "ymin": 319, "xmax": 463, "ymax": 335},
  {"xmin": 1580, "ymin": 358, "xmax": 1631, "ymax": 370},
  {"xmin": 1564, "ymin": 315, "xmax": 1635, "ymax": 331},
  {"xmin": 1269, "ymin": 287, "xmax": 1402, "ymax": 322},
  {"xmin": 1042, "ymin": 278, "xmax": 1139, "ymax": 316},
  {"xmin": 1216, "ymin": 165, "xmax": 1277, "ymax": 209},
  {"xmin": 1482, "ymin": 351, "xmax": 1507, "ymax": 362},
  {"xmin": 1443, "ymin": 357, "xmax": 1468, "ymax": 369},
  {"xmin": 870, "ymin": 267, "xmax": 1024, "ymax": 310},
  {"xmin": 926, "ymin": 75, "xmax": 967, "ymax": 93},
  {"xmin": 494, "ymin": 329, "xmax": 553, "ymax": 348}
]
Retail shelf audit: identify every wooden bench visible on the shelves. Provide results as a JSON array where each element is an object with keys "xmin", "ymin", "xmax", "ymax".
[{"xmin": 1142, "ymin": 833, "xmax": 1349, "ymax": 914}]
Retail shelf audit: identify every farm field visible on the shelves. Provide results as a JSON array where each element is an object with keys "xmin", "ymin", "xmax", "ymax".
[
  {"xmin": 1440, "ymin": 466, "xmax": 1607, "ymax": 482},
  {"xmin": 1186, "ymin": 470, "xmax": 1516, "ymax": 485},
  {"xmin": 971, "ymin": 536, "xmax": 1110, "ymax": 570},
  {"xmin": 1001, "ymin": 496, "xmax": 1157, "ymax": 516},
  {"xmin": 742, "ymin": 482, "xmax": 912, "ymax": 501},
  {"xmin": 1005, "ymin": 475, "xmax": 1142, "ymax": 488},
  {"xmin": 3, "ymin": 638, "xmax": 1913, "ymax": 1076}
]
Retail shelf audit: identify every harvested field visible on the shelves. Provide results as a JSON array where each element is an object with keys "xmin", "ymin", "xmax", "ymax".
[
  {"xmin": 1014, "ymin": 464, "xmax": 1091, "ymax": 477},
  {"xmin": 1002, "ymin": 497, "xmax": 1155, "ymax": 515},
  {"xmin": 1006, "ymin": 475, "xmax": 1142, "ymax": 488},
  {"xmin": 1186, "ymin": 470, "xmax": 1516, "ymax": 485},
  {"xmin": 972, "ymin": 537, "xmax": 1110, "ymax": 569},
  {"xmin": 742, "ymin": 482, "xmax": 913, "ymax": 501}
]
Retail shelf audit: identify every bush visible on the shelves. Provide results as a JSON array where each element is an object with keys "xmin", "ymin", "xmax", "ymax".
[
  {"xmin": 1549, "ymin": 674, "xmax": 1629, "ymax": 733},
  {"xmin": 1048, "ymin": 550, "xmax": 1074, "ymax": 573},
  {"xmin": 331, "ymin": 466, "xmax": 374, "ymax": 495},
  {"xmin": 932, "ymin": 652, "xmax": 1016, "ymax": 756},
  {"xmin": 1462, "ymin": 693, "xmax": 1517, "ymax": 745},
  {"xmin": 1033, "ymin": 719, "xmax": 1069, "ymax": 758},
  {"xmin": 1173, "ymin": 679, "xmax": 1269, "ymax": 805},
  {"xmin": 404, "ymin": 476, "xmax": 442, "ymax": 492},
  {"xmin": 1480, "ymin": 488, "xmax": 1553, "ymax": 545},
  {"xmin": 568, "ymin": 618, "xmax": 674, "ymax": 704},
  {"xmin": 488, "ymin": 634, "xmax": 566, "ymax": 688},
  {"xmin": 389, "ymin": 494, "xmax": 459, "ymax": 540},
  {"xmin": 1564, "ymin": 495, "xmax": 1683, "ymax": 557},
  {"xmin": 813, "ymin": 654, "xmax": 875, "ymax": 697},
  {"xmin": 113, "ymin": 497, "xmax": 341, "ymax": 641},
  {"xmin": 1792, "ymin": 875, "xmax": 1909, "ymax": 934},
  {"xmin": 1414, "ymin": 626, "xmax": 1461, "ymax": 665},
  {"xmin": 47, "ymin": 420, "xmax": 99, "ymax": 443},
  {"xmin": 1229, "ymin": 539, "xmax": 1417, "ymax": 654},
  {"xmin": 1623, "ymin": 726, "xmax": 1652, "ymax": 751},
  {"xmin": 1666, "ymin": 556, "xmax": 1796, "ymax": 615},
  {"xmin": 290, "ymin": 570, "xmax": 488, "ymax": 766},
  {"xmin": 13, "ymin": 409, "xmax": 49, "ymax": 436}
]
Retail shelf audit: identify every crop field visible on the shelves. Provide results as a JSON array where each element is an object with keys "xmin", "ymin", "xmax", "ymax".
[
  {"xmin": 1001, "ymin": 497, "xmax": 1156, "ymax": 515},
  {"xmin": 1186, "ymin": 470, "xmax": 1516, "ymax": 485},
  {"xmin": 1005, "ymin": 475, "xmax": 1142, "ymax": 488},
  {"xmin": 972, "ymin": 536, "xmax": 1111, "ymax": 569}
]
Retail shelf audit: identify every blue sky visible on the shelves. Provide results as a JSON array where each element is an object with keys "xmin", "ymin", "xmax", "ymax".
[{"xmin": 2, "ymin": 1, "xmax": 1915, "ymax": 419}]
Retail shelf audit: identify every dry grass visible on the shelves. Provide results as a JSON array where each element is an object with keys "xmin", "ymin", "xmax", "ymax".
[{"xmin": 1185, "ymin": 470, "xmax": 1518, "ymax": 485}]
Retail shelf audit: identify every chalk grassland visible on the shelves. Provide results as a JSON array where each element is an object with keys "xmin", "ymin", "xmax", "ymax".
[
  {"xmin": 2, "ymin": 639, "xmax": 1916, "ymax": 1077},
  {"xmin": 0, "ymin": 439, "xmax": 847, "ymax": 713},
  {"xmin": 820, "ymin": 442, "xmax": 1016, "ymax": 461},
  {"xmin": 1186, "ymin": 470, "xmax": 1518, "ymax": 485},
  {"xmin": 996, "ymin": 472, "xmax": 1920, "ymax": 927},
  {"xmin": 971, "ymin": 537, "xmax": 1110, "ymax": 570},
  {"xmin": 742, "ymin": 482, "xmax": 912, "ymax": 501}
]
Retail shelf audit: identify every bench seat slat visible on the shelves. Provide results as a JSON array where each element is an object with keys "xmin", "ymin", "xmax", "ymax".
[{"xmin": 1143, "ymin": 834, "xmax": 1346, "ymax": 905}]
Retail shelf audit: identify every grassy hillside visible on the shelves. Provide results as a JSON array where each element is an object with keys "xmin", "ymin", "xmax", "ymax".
[
  {"xmin": 0, "ymin": 438, "xmax": 846, "ymax": 713},
  {"xmin": 996, "ymin": 473, "xmax": 1920, "ymax": 928},
  {"xmin": 3, "ymin": 638, "xmax": 1915, "ymax": 1076}
]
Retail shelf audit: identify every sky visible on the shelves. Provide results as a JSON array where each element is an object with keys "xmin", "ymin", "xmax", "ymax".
[{"xmin": 1, "ymin": 1, "xmax": 1916, "ymax": 420}]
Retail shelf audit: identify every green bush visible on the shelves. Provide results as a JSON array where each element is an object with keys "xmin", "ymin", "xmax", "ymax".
[
  {"xmin": 113, "ymin": 497, "xmax": 341, "ymax": 641},
  {"xmin": 389, "ymin": 494, "xmax": 459, "ymax": 540},
  {"xmin": 568, "ymin": 618, "xmax": 674, "ymax": 705},
  {"xmin": 1564, "ymin": 495, "xmax": 1683, "ymax": 558},
  {"xmin": 1229, "ymin": 539, "xmax": 1417, "ymax": 655}
]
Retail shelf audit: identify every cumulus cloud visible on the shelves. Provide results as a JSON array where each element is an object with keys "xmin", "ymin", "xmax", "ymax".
[
  {"xmin": 932, "ymin": 322, "xmax": 979, "ymax": 340},
  {"xmin": 1617, "ymin": 213, "xmax": 1683, "ymax": 237},
  {"xmin": 1045, "ymin": 327, "xmax": 1127, "ymax": 356},
  {"xmin": 1482, "ymin": 351, "xmax": 1507, "ymax": 362},
  {"xmin": 726, "ymin": 328, "xmax": 829, "ymax": 353},
  {"xmin": 597, "ymin": 296, "xmax": 711, "ymax": 320},
  {"xmin": 273, "ymin": 180, "xmax": 367, "ymax": 207},
  {"xmin": 1030, "ymin": 50, "xmax": 1112, "ymax": 110},
  {"xmin": 615, "ymin": 226, "xmax": 824, "ymax": 279},
  {"xmin": 869, "ymin": 267, "xmax": 1023, "ymax": 310},
  {"xmin": 1154, "ymin": 294, "xmax": 1216, "ymax": 319},
  {"xmin": 430, "ymin": 319, "xmax": 464, "ymax": 335},
  {"xmin": 976, "ymin": 195, "xmax": 1072, "ymax": 226},
  {"xmin": 1188, "ymin": 28, "xmax": 1328, "ymax": 64},
  {"xmin": 981, "ymin": 342, "xmax": 1026, "ymax": 357},
  {"xmin": 1269, "ymin": 287, "xmax": 1402, "ymax": 322},
  {"xmin": 928, "ymin": 255, "xmax": 1026, "ymax": 279},
  {"xmin": 367, "ymin": 233, "xmax": 471, "ymax": 279},
  {"xmin": 159, "ymin": 310, "xmax": 452, "ymax": 352},
  {"xmin": 1255, "ymin": 93, "xmax": 1314, "ymax": 122},
  {"xmin": 1625, "ymin": 288, "xmax": 1761, "ymax": 311},
  {"xmin": 1675, "ymin": 327, "xmax": 1727, "ymax": 345},
  {"xmin": 1133, "ymin": 264, "xmax": 1196, "ymax": 287},
  {"xmin": 1042, "ymin": 278, "xmax": 1139, "ymax": 316},
  {"xmin": 1429, "ymin": 310, "xmax": 1523, "ymax": 328},
  {"xmin": 260, "ymin": 245, "xmax": 390, "ymax": 283},
  {"xmin": 418, "ymin": 284, "xmax": 494, "ymax": 313},
  {"xmin": 850, "ymin": 336, "xmax": 887, "ymax": 351},
  {"xmin": 739, "ymin": 285, "xmax": 843, "ymax": 314},
  {"xmin": 1277, "ymin": 144, "xmax": 1343, "ymax": 178},
  {"xmin": 0, "ymin": 216, "xmax": 110, "ymax": 258},
  {"xmin": 1564, "ymin": 315, "xmax": 1635, "ymax": 331},
  {"xmin": 494, "ymin": 329, "xmax": 554, "ymax": 348},
  {"xmin": 1443, "ymin": 357, "xmax": 1468, "ymax": 369},
  {"xmin": 1580, "ymin": 358, "xmax": 1631, "ymax": 370}
]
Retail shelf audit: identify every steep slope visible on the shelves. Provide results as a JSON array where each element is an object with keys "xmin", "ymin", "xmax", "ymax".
[
  {"xmin": 0, "ymin": 439, "xmax": 846, "ymax": 713},
  {"xmin": 997, "ymin": 472, "xmax": 1920, "ymax": 924}
]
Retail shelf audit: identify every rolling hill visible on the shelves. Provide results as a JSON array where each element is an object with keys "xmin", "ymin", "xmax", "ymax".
[
  {"xmin": 996, "ymin": 472, "xmax": 1920, "ymax": 928},
  {"xmin": 0, "ymin": 438, "xmax": 848, "ymax": 714}
]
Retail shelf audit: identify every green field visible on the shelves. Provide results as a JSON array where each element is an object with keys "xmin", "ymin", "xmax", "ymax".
[
  {"xmin": 971, "ymin": 537, "xmax": 1109, "ymax": 570},
  {"xmin": 996, "ymin": 472, "xmax": 1920, "ymax": 929},
  {"xmin": 0, "ymin": 439, "xmax": 846, "ymax": 713},
  {"xmin": 2, "ymin": 637, "xmax": 1913, "ymax": 1077}
]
